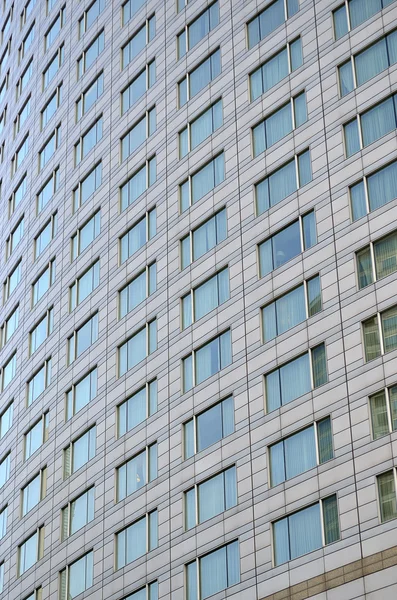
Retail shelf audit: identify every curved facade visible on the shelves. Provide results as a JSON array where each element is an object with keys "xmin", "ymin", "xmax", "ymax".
[{"xmin": 1, "ymin": 0, "xmax": 397, "ymax": 599}]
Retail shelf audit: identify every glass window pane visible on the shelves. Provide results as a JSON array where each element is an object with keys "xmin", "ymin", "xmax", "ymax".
[
  {"xmin": 355, "ymin": 38, "xmax": 388, "ymax": 86},
  {"xmin": 284, "ymin": 426, "xmax": 316, "ymax": 479},
  {"xmin": 312, "ymin": 343, "xmax": 327, "ymax": 387},
  {"xmin": 317, "ymin": 417, "xmax": 333, "ymax": 463},
  {"xmin": 381, "ymin": 305, "xmax": 397, "ymax": 353},
  {"xmin": 389, "ymin": 385, "xmax": 397, "ymax": 433},
  {"xmin": 307, "ymin": 275, "xmax": 322, "ymax": 316},
  {"xmin": 185, "ymin": 488, "xmax": 196, "ymax": 529},
  {"xmin": 361, "ymin": 97, "xmax": 396, "ymax": 147},
  {"xmin": 370, "ymin": 391, "xmax": 390, "ymax": 439},
  {"xmin": 333, "ymin": 5, "xmax": 348, "ymax": 39},
  {"xmin": 350, "ymin": 181, "xmax": 367, "ymax": 220},
  {"xmin": 273, "ymin": 518, "xmax": 290, "ymax": 565},
  {"xmin": 363, "ymin": 316, "xmax": 381, "ymax": 361},
  {"xmin": 339, "ymin": 61, "xmax": 354, "ymax": 96},
  {"xmin": 344, "ymin": 119, "xmax": 360, "ymax": 156},
  {"xmin": 289, "ymin": 503, "xmax": 322, "ymax": 559},
  {"xmin": 272, "ymin": 221, "xmax": 302, "ymax": 269},
  {"xmin": 280, "ymin": 353, "xmax": 311, "ymax": 405},
  {"xmin": 367, "ymin": 161, "xmax": 397, "ymax": 212},
  {"xmin": 275, "ymin": 285, "xmax": 306, "ymax": 335},
  {"xmin": 197, "ymin": 402, "xmax": 222, "ymax": 451},
  {"xmin": 269, "ymin": 441, "xmax": 286, "ymax": 486},
  {"xmin": 378, "ymin": 470, "xmax": 397, "ymax": 522},
  {"xmin": 298, "ymin": 150, "xmax": 312, "ymax": 187},
  {"xmin": 184, "ymin": 419, "xmax": 194, "ymax": 458},
  {"xmin": 302, "ymin": 211, "xmax": 317, "ymax": 249},
  {"xmin": 349, "ymin": 0, "xmax": 382, "ymax": 29},
  {"xmin": 198, "ymin": 472, "xmax": 225, "ymax": 522},
  {"xmin": 357, "ymin": 247, "xmax": 373, "ymax": 288},
  {"xmin": 374, "ymin": 231, "xmax": 397, "ymax": 280},
  {"xmin": 200, "ymin": 546, "xmax": 227, "ymax": 599}
]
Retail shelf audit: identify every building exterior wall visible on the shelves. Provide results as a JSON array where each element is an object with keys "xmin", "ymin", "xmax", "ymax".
[{"xmin": 0, "ymin": 0, "xmax": 397, "ymax": 599}]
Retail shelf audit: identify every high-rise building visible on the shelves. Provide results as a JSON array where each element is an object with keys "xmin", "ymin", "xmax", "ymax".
[{"xmin": 1, "ymin": 0, "xmax": 397, "ymax": 599}]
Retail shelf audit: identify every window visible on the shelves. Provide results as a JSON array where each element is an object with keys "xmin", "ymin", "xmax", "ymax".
[
  {"xmin": 119, "ymin": 263, "xmax": 156, "ymax": 319},
  {"xmin": 120, "ymin": 156, "xmax": 156, "ymax": 211},
  {"xmin": 70, "ymin": 261, "xmax": 100, "ymax": 310},
  {"xmin": 0, "ymin": 41, "xmax": 11, "ymax": 76},
  {"xmin": 12, "ymin": 134, "xmax": 29, "ymax": 175},
  {"xmin": 185, "ymin": 466, "xmax": 237, "ymax": 529},
  {"xmin": 122, "ymin": 16, "xmax": 155, "ymax": 69},
  {"xmin": 182, "ymin": 267, "xmax": 229, "ymax": 328},
  {"xmin": 0, "ymin": 506, "xmax": 6, "ymax": 539},
  {"xmin": 179, "ymin": 100, "xmax": 222, "ymax": 158},
  {"xmin": 118, "ymin": 379, "xmax": 157, "ymax": 437},
  {"xmin": 23, "ymin": 589, "xmax": 42, "ymax": 600},
  {"xmin": 183, "ymin": 330, "xmax": 232, "ymax": 392},
  {"xmin": 116, "ymin": 444, "xmax": 157, "ymax": 501},
  {"xmin": 44, "ymin": 7, "xmax": 64, "ymax": 51},
  {"xmin": 30, "ymin": 308, "xmax": 53, "ymax": 355},
  {"xmin": 247, "ymin": 0, "xmax": 298, "ymax": 49},
  {"xmin": 255, "ymin": 149, "xmax": 312, "ymax": 214},
  {"xmin": 21, "ymin": 469, "xmax": 47, "ymax": 516},
  {"xmin": 14, "ymin": 96, "xmax": 30, "ymax": 135},
  {"xmin": 18, "ymin": 527, "xmax": 44, "ymax": 575},
  {"xmin": 37, "ymin": 168, "xmax": 59, "ymax": 213},
  {"xmin": 4, "ymin": 260, "xmax": 22, "ymax": 300},
  {"xmin": 177, "ymin": 0, "xmax": 187, "ymax": 11},
  {"xmin": 6, "ymin": 217, "xmax": 24, "ymax": 258},
  {"xmin": 0, "ymin": 562, "xmax": 3, "ymax": 594},
  {"xmin": 2, "ymin": 306, "xmax": 18, "ymax": 346},
  {"xmin": 339, "ymin": 29, "xmax": 397, "ymax": 97},
  {"xmin": 39, "ymin": 125, "xmax": 61, "ymax": 171},
  {"xmin": 377, "ymin": 469, "xmax": 397, "ymax": 522},
  {"xmin": 59, "ymin": 551, "xmax": 93, "ymax": 600},
  {"xmin": 73, "ymin": 162, "xmax": 102, "ymax": 211},
  {"xmin": 118, "ymin": 319, "xmax": 157, "ymax": 376},
  {"xmin": 24, "ymin": 413, "xmax": 49, "ymax": 461},
  {"xmin": 0, "ymin": 453, "xmax": 10, "ymax": 487},
  {"xmin": 262, "ymin": 275, "xmax": 321, "ymax": 341},
  {"xmin": 0, "ymin": 71, "xmax": 8, "ymax": 104},
  {"xmin": 181, "ymin": 208, "xmax": 227, "ymax": 269},
  {"xmin": 61, "ymin": 487, "xmax": 95, "ymax": 539},
  {"xmin": 2, "ymin": 353, "xmax": 16, "ymax": 391},
  {"xmin": 186, "ymin": 541, "xmax": 240, "ymax": 600},
  {"xmin": 357, "ymin": 229, "xmax": 397, "ymax": 289},
  {"xmin": 177, "ymin": 2, "xmax": 219, "ymax": 58},
  {"xmin": 19, "ymin": 22, "xmax": 34, "ymax": 61},
  {"xmin": 121, "ymin": 106, "xmax": 156, "ymax": 161},
  {"xmin": 76, "ymin": 72, "xmax": 103, "ymax": 121},
  {"xmin": 34, "ymin": 214, "xmax": 58, "ymax": 259},
  {"xmin": 79, "ymin": 0, "xmax": 105, "ymax": 36},
  {"xmin": 333, "ymin": 0, "xmax": 394, "ymax": 40},
  {"xmin": 17, "ymin": 58, "xmax": 33, "ymax": 98},
  {"xmin": 120, "ymin": 208, "xmax": 156, "ymax": 263},
  {"xmin": 77, "ymin": 30, "xmax": 104, "ymax": 79},
  {"xmin": 32, "ymin": 259, "xmax": 56, "ymax": 306},
  {"xmin": 121, "ymin": 60, "xmax": 156, "ymax": 114},
  {"xmin": 41, "ymin": 83, "xmax": 62, "ymax": 129},
  {"xmin": 258, "ymin": 211, "xmax": 317, "ymax": 277},
  {"xmin": 178, "ymin": 49, "xmax": 220, "ymax": 107},
  {"xmin": 180, "ymin": 153, "xmax": 224, "ymax": 212},
  {"xmin": 265, "ymin": 343, "xmax": 327, "ymax": 412},
  {"xmin": 71, "ymin": 210, "xmax": 100, "ymax": 259},
  {"xmin": 122, "ymin": 0, "xmax": 145, "ymax": 25},
  {"xmin": 64, "ymin": 426, "xmax": 96, "ymax": 477},
  {"xmin": 0, "ymin": 105, "xmax": 6, "ymax": 135},
  {"xmin": 47, "ymin": 0, "xmax": 57, "ymax": 14},
  {"xmin": 369, "ymin": 385, "xmax": 397, "ymax": 439},
  {"xmin": 20, "ymin": 0, "xmax": 36, "ymax": 27},
  {"xmin": 27, "ymin": 359, "xmax": 51, "ymax": 406},
  {"xmin": 252, "ymin": 92, "xmax": 307, "ymax": 157},
  {"xmin": 75, "ymin": 116, "xmax": 102, "ymax": 165},
  {"xmin": 269, "ymin": 417, "xmax": 333, "ymax": 486},
  {"xmin": 116, "ymin": 511, "xmax": 158, "ymax": 570},
  {"xmin": 9, "ymin": 173, "xmax": 27, "ymax": 216},
  {"xmin": 362, "ymin": 303, "xmax": 397, "ymax": 361},
  {"xmin": 68, "ymin": 313, "xmax": 99, "ymax": 364},
  {"xmin": 351, "ymin": 92, "xmax": 397, "ymax": 159},
  {"xmin": 2, "ymin": 9, "xmax": 11, "ymax": 43},
  {"xmin": 184, "ymin": 396, "xmax": 233, "ymax": 459},
  {"xmin": 66, "ymin": 368, "xmax": 97, "ymax": 420},
  {"xmin": 0, "ymin": 402, "xmax": 13, "ymax": 438},
  {"xmin": 43, "ymin": 44, "xmax": 64, "ymax": 90},
  {"xmin": 273, "ymin": 495, "xmax": 339, "ymax": 565},
  {"xmin": 121, "ymin": 582, "xmax": 158, "ymax": 600}
]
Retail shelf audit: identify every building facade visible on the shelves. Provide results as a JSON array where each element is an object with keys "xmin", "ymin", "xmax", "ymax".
[{"xmin": 1, "ymin": 0, "xmax": 397, "ymax": 599}]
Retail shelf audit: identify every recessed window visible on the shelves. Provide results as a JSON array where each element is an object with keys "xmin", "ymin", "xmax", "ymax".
[
  {"xmin": 77, "ymin": 31, "xmax": 104, "ymax": 79},
  {"xmin": 118, "ymin": 320, "xmax": 157, "ymax": 377},
  {"xmin": 76, "ymin": 72, "xmax": 103, "ymax": 121},
  {"xmin": 21, "ymin": 469, "xmax": 47, "ymax": 516},
  {"xmin": 119, "ymin": 208, "xmax": 156, "ymax": 264},
  {"xmin": 0, "ymin": 402, "xmax": 13, "ymax": 439},
  {"xmin": 122, "ymin": 16, "xmax": 155, "ymax": 68},
  {"xmin": 75, "ymin": 116, "xmax": 102, "ymax": 165},
  {"xmin": 29, "ymin": 308, "xmax": 53, "ymax": 355},
  {"xmin": 272, "ymin": 495, "xmax": 339, "ymax": 565},
  {"xmin": 18, "ymin": 527, "xmax": 45, "ymax": 576},
  {"xmin": 178, "ymin": 49, "xmax": 220, "ymax": 107},
  {"xmin": 184, "ymin": 396, "xmax": 234, "ymax": 459},
  {"xmin": 121, "ymin": 107, "xmax": 156, "ymax": 162},
  {"xmin": 27, "ymin": 359, "xmax": 52, "ymax": 407},
  {"xmin": 34, "ymin": 214, "xmax": 57, "ymax": 259},
  {"xmin": 180, "ymin": 208, "xmax": 227, "ymax": 269},
  {"xmin": 14, "ymin": 96, "xmax": 30, "ymax": 135},
  {"xmin": 43, "ymin": 45, "xmax": 64, "ymax": 90},
  {"xmin": 369, "ymin": 385, "xmax": 397, "ymax": 440},
  {"xmin": 0, "ymin": 453, "xmax": 10, "ymax": 487},
  {"xmin": 120, "ymin": 156, "xmax": 156, "ymax": 211},
  {"xmin": 64, "ymin": 426, "xmax": 96, "ymax": 478},
  {"xmin": 185, "ymin": 466, "xmax": 237, "ymax": 529},
  {"xmin": 59, "ymin": 551, "xmax": 94, "ymax": 600},
  {"xmin": 377, "ymin": 469, "xmax": 397, "ymax": 523},
  {"xmin": 121, "ymin": 60, "xmax": 156, "ymax": 114},
  {"xmin": 333, "ymin": 0, "xmax": 393, "ymax": 40},
  {"xmin": 247, "ymin": 0, "xmax": 298, "ymax": 49},
  {"xmin": 68, "ymin": 313, "xmax": 99, "ymax": 364},
  {"xmin": 180, "ymin": 153, "xmax": 225, "ymax": 212},
  {"xmin": 269, "ymin": 417, "xmax": 333, "ymax": 486},
  {"xmin": 179, "ymin": 100, "xmax": 222, "ymax": 158},
  {"xmin": 11, "ymin": 134, "xmax": 29, "ymax": 175},
  {"xmin": 186, "ymin": 540, "xmax": 240, "ymax": 600},
  {"xmin": 41, "ymin": 84, "xmax": 63, "ymax": 129},
  {"xmin": 356, "ymin": 228, "xmax": 397, "ymax": 288},
  {"xmin": 118, "ymin": 379, "xmax": 157, "ymax": 437},
  {"xmin": 79, "ymin": 0, "xmax": 105, "ymax": 37},
  {"xmin": 0, "ymin": 506, "xmax": 7, "ymax": 539},
  {"xmin": 24, "ymin": 413, "xmax": 49, "ymax": 461},
  {"xmin": 66, "ymin": 368, "xmax": 97, "ymax": 421},
  {"xmin": 262, "ymin": 275, "xmax": 321, "ymax": 341},
  {"xmin": 122, "ymin": 0, "xmax": 146, "ymax": 26},
  {"xmin": 2, "ymin": 353, "xmax": 16, "ymax": 391},
  {"xmin": 69, "ymin": 260, "xmax": 100, "ymax": 310},
  {"xmin": 258, "ymin": 211, "xmax": 317, "ymax": 277},
  {"xmin": 177, "ymin": 2, "xmax": 218, "ymax": 58},
  {"xmin": 17, "ymin": 59, "xmax": 33, "ymax": 98},
  {"xmin": 265, "ymin": 343, "xmax": 327, "ymax": 412},
  {"xmin": 116, "ymin": 444, "xmax": 157, "ymax": 501},
  {"xmin": 44, "ymin": 7, "xmax": 65, "ymax": 51},
  {"xmin": 4, "ymin": 260, "xmax": 22, "ymax": 301},
  {"xmin": 71, "ymin": 210, "xmax": 100, "ymax": 259},
  {"xmin": 119, "ymin": 263, "xmax": 156, "ymax": 319},
  {"xmin": 32, "ymin": 259, "xmax": 56, "ymax": 306},
  {"xmin": 183, "ymin": 330, "xmax": 232, "ymax": 392},
  {"xmin": 61, "ymin": 487, "xmax": 95, "ymax": 539},
  {"xmin": 6, "ymin": 217, "xmax": 24, "ymax": 259},
  {"xmin": 39, "ymin": 125, "xmax": 61, "ymax": 171},
  {"xmin": 116, "ymin": 511, "xmax": 158, "ymax": 570},
  {"xmin": 362, "ymin": 303, "xmax": 397, "ymax": 361},
  {"xmin": 181, "ymin": 267, "xmax": 229, "ymax": 329},
  {"xmin": 73, "ymin": 162, "xmax": 101, "ymax": 212}
]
